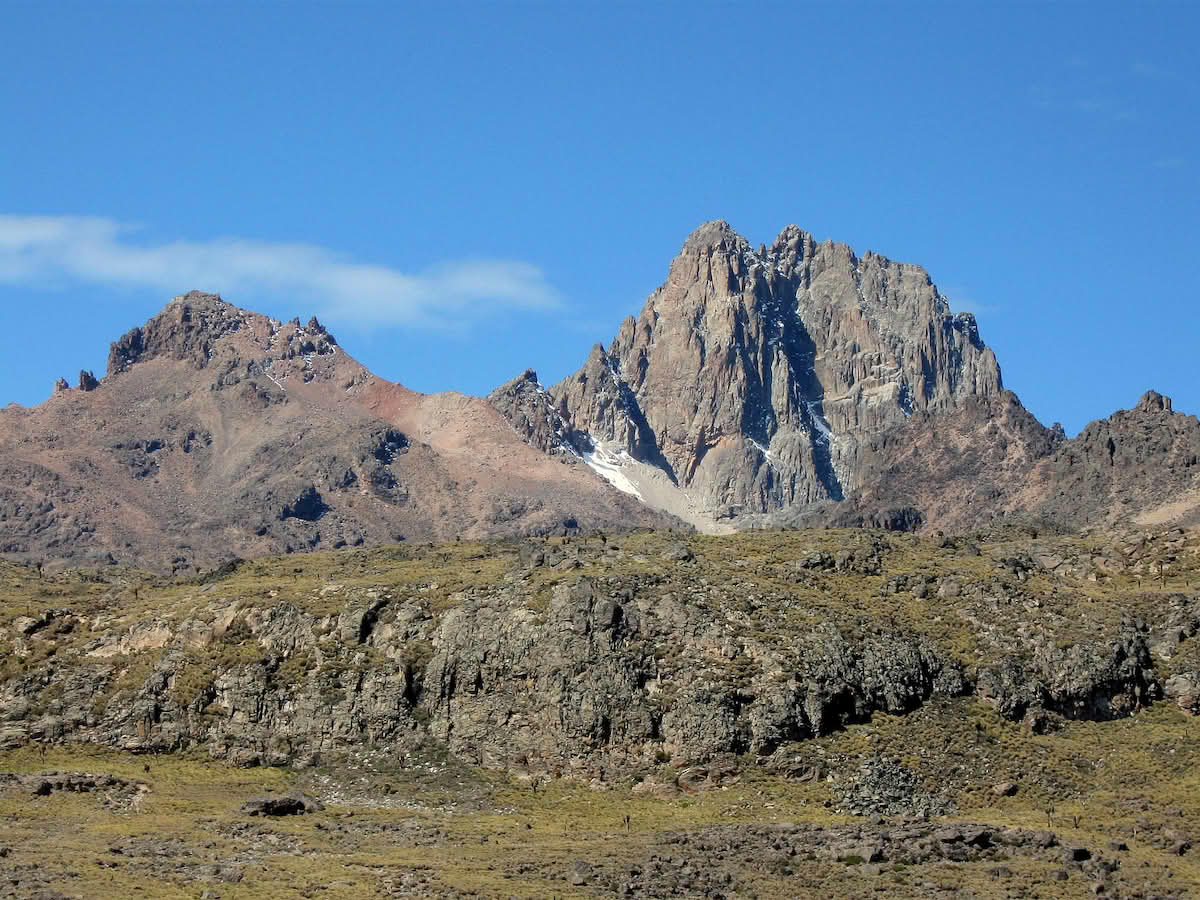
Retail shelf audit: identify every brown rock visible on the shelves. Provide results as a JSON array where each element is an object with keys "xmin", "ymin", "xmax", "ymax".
[{"xmin": 0, "ymin": 293, "xmax": 682, "ymax": 570}]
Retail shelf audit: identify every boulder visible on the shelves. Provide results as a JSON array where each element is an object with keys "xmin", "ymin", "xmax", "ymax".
[{"xmin": 239, "ymin": 794, "xmax": 324, "ymax": 817}]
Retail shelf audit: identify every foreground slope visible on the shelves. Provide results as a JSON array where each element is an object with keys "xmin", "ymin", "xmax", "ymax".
[
  {"xmin": 2, "ymin": 526, "xmax": 1200, "ymax": 897},
  {"xmin": 0, "ymin": 293, "xmax": 680, "ymax": 570},
  {"xmin": 6, "ymin": 526, "xmax": 1199, "ymax": 769}
]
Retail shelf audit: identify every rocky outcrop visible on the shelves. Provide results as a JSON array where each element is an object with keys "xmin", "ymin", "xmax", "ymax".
[
  {"xmin": 487, "ymin": 369, "xmax": 581, "ymax": 458},
  {"xmin": 4, "ymin": 535, "xmax": 1186, "ymax": 773},
  {"xmin": 107, "ymin": 291, "xmax": 247, "ymax": 376},
  {"xmin": 574, "ymin": 822, "xmax": 1109, "ymax": 897},
  {"xmin": 1023, "ymin": 391, "xmax": 1200, "ymax": 529},
  {"xmin": 423, "ymin": 580, "xmax": 966, "ymax": 767},
  {"xmin": 977, "ymin": 627, "xmax": 1158, "ymax": 725},
  {"xmin": 1138, "ymin": 390, "xmax": 1173, "ymax": 414},
  {"xmin": 551, "ymin": 221, "xmax": 1004, "ymax": 517}
]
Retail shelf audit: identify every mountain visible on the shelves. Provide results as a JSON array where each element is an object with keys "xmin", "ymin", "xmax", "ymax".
[
  {"xmin": 0, "ymin": 293, "xmax": 680, "ymax": 571},
  {"xmin": 1022, "ymin": 390, "xmax": 1200, "ymax": 529},
  {"xmin": 530, "ymin": 221, "xmax": 1023, "ymax": 528},
  {"xmin": 4, "ymin": 224, "xmax": 1198, "ymax": 572},
  {"xmin": 497, "ymin": 221, "xmax": 1199, "ymax": 535}
]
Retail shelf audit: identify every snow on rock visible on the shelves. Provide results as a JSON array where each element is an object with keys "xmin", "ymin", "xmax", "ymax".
[
  {"xmin": 807, "ymin": 401, "xmax": 833, "ymax": 442},
  {"xmin": 582, "ymin": 440, "xmax": 643, "ymax": 500},
  {"xmin": 748, "ymin": 437, "xmax": 776, "ymax": 469}
]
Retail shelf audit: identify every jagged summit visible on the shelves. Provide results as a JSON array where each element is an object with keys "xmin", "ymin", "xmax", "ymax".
[
  {"xmin": 679, "ymin": 218, "xmax": 751, "ymax": 254},
  {"xmin": 487, "ymin": 368, "xmax": 581, "ymax": 459},
  {"xmin": 107, "ymin": 291, "xmax": 245, "ymax": 375},
  {"xmin": 105, "ymin": 292, "xmax": 340, "ymax": 379},
  {"xmin": 547, "ymin": 220, "xmax": 1005, "ymax": 522},
  {"xmin": 1137, "ymin": 389, "xmax": 1174, "ymax": 413}
]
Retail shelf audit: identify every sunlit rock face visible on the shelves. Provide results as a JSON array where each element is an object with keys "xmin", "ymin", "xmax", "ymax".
[{"xmin": 552, "ymin": 221, "xmax": 1003, "ymax": 516}]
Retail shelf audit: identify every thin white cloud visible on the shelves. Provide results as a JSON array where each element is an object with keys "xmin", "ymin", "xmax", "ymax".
[
  {"xmin": 0, "ymin": 215, "xmax": 563, "ymax": 329},
  {"xmin": 942, "ymin": 287, "xmax": 998, "ymax": 319}
]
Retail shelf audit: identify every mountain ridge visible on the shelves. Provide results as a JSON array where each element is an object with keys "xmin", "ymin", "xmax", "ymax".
[
  {"xmin": 0, "ymin": 292, "xmax": 682, "ymax": 571},
  {"xmin": 506, "ymin": 220, "xmax": 1198, "ymax": 534},
  {"xmin": 4, "ymin": 221, "xmax": 1199, "ymax": 571}
]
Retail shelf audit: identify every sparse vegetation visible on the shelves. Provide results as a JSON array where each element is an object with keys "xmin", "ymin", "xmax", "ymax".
[{"xmin": 1, "ymin": 525, "xmax": 1199, "ymax": 896}]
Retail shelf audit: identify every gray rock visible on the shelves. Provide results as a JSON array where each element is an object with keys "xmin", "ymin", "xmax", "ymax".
[
  {"xmin": 1164, "ymin": 673, "xmax": 1200, "ymax": 714},
  {"xmin": 551, "ymin": 221, "xmax": 1004, "ymax": 517},
  {"xmin": 977, "ymin": 627, "xmax": 1158, "ymax": 723},
  {"xmin": 567, "ymin": 860, "xmax": 592, "ymax": 885}
]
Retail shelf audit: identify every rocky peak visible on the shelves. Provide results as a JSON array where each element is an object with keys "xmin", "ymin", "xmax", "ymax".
[
  {"xmin": 1024, "ymin": 390, "xmax": 1200, "ymax": 529},
  {"xmin": 679, "ymin": 219, "xmax": 751, "ymax": 255},
  {"xmin": 304, "ymin": 316, "xmax": 336, "ymax": 344},
  {"xmin": 104, "ymin": 293, "xmax": 343, "ymax": 387},
  {"xmin": 551, "ymin": 221, "xmax": 1006, "ymax": 518},
  {"xmin": 487, "ymin": 369, "xmax": 582, "ymax": 459},
  {"xmin": 107, "ymin": 291, "xmax": 245, "ymax": 376},
  {"xmin": 1136, "ymin": 390, "xmax": 1173, "ymax": 414}
]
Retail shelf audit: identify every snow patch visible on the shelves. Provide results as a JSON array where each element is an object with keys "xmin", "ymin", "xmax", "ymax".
[
  {"xmin": 748, "ymin": 436, "xmax": 776, "ymax": 469},
  {"xmin": 582, "ymin": 440, "xmax": 643, "ymax": 500},
  {"xmin": 807, "ymin": 401, "xmax": 833, "ymax": 443},
  {"xmin": 263, "ymin": 368, "xmax": 287, "ymax": 392}
]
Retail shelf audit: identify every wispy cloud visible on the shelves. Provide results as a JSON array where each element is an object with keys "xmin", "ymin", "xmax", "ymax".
[
  {"xmin": 1132, "ymin": 61, "xmax": 1168, "ymax": 79},
  {"xmin": 0, "ymin": 215, "xmax": 563, "ymax": 330},
  {"xmin": 1131, "ymin": 61, "xmax": 1198, "ymax": 90},
  {"xmin": 1028, "ymin": 56, "xmax": 1145, "ymax": 125},
  {"xmin": 942, "ymin": 287, "xmax": 998, "ymax": 319}
]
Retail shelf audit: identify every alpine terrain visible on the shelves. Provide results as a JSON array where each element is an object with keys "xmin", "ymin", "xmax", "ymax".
[{"xmin": 1, "ymin": 221, "xmax": 1199, "ymax": 900}]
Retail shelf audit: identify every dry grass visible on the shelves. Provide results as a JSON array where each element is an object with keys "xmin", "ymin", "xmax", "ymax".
[{"xmin": 2, "ymin": 526, "xmax": 1199, "ymax": 896}]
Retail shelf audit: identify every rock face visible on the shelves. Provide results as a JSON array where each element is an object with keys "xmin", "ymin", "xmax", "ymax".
[
  {"xmin": 0, "ymin": 572, "xmax": 967, "ymax": 770},
  {"xmin": 422, "ymin": 582, "xmax": 965, "ymax": 767},
  {"xmin": 5, "ymin": 527, "xmax": 1192, "ymax": 774},
  {"xmin": 1020, "ymin": 390, "xmax": 1200, "ymax": 529},
  {"xmin": 550, "ymin": 221, "xmax": 1004, "ymax": 517},
  {"xmin": 486, "ymin": 369, "xmax": 580, "ymax": 459},
  {"xmin": 976, "ymin": 628, "xmax": 1158, "ymax": 723}
]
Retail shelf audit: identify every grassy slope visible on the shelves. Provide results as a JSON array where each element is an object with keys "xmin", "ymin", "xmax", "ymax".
[{"xmin": 2, "ymin": 526, "xmax": 1199, "ymax": 898}]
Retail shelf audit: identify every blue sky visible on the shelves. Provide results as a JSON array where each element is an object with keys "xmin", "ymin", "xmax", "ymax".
[{"xmin": 1, "ymin": 1, "xmax": 1196, "ymax": 435}]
